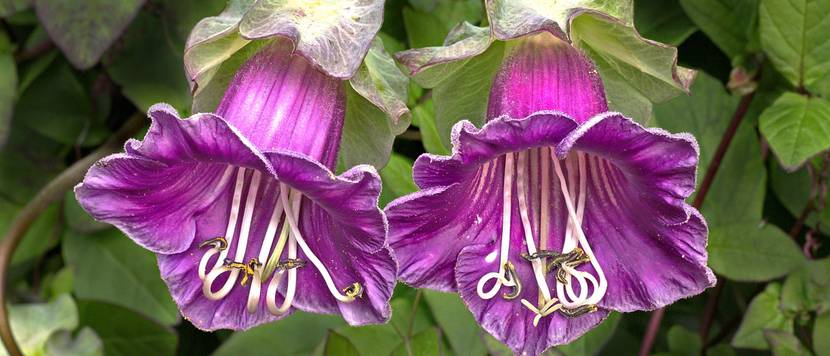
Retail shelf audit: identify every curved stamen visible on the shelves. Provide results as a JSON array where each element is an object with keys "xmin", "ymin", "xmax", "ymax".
[
  {"xmin": 559, "ymin": 304, "xmax": 598, "ymax": 318},
  {"xmin": 502, "ymin": 262, "xmax": 522, "ymax": 300},
  {"xmin": 476, "ymin": 153, "xmax": 517, "ymax": 300},
  {"xmin": 280, "ymin": 185, "xmax": 362, "ymax": 303},
  {"xmin": 516, "ymin": 151, "xmax": 552, "ymax": 302},
  {"xmin": 198, "ymin": 237, "xmax": 227, "ymax": 280},
  {"xmin": 203, "ymin": 169, "xmax": 263, "ymax": 300},
  {"xmin": 552, "ymin": 152, "xmax": 607, "ymax": 308}
]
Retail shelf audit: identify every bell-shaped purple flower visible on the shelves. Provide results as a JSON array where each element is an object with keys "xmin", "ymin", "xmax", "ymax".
[
  {"xmin": 75, "ymin": 41, "xmax": 396, "ymax": 330},
  {"xmin": 387, "ymin": 33, "xmax": 714, "ymax": 354}
]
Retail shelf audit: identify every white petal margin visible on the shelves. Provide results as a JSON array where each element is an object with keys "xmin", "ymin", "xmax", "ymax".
[{"xmin": 238, "ymin": 0, "xmax": 384, "ymax": 79}]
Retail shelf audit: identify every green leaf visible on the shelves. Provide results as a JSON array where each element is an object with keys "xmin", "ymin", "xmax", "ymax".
[
  {"xmin": 760, "ymin": 92, "xmax": 830, "ymax": 169},
  {"xmin": 324, "ymin": 331, "xmax": 361, "ymax": 356},
  {"xmin": 815, "ymin": 311, "xmax": 830, "ymax": 356},
  {"xmin": 732, "ymin": 283, "xmax": 793, "ymax": 350},
  {"xmin": 403, "ymin": 7, "xmax": 448, "ymax": 48},
  {"xmin": 571, "ymin": 12, "xmax": 695, "ymax": 123},
  {"xmin": 423, "ymin": 290, "xmax": 487, "ymax": 356},
  {"xmin": 379, "ymin": 153, "xmax": 418, "ymax": 207},
  {"xmin": 392, "ymin": 328, "xmax": 441, "ymax": 356},
  {"xmin": 2, "ymin": 294, "xmax": 78, "ymax": 356},
  {"xmin": 14, "ymin": 59, "xmax": 109, "ymax": 146},
  {"xmin": 665, "ymin": 325, "xmax": 702, "ymax": 356},
  {"xmin": 763, "ymin": 330, "xmax": 810, "ymax": 356},
  {"xmin": 759, "ymin": 0, "xmax": 830, "ymax": 88},
  {"xmin": 63, "ymin": 229, "xmax": 179, "ymax": 325},
  {"xmin": 768, "ymin": 163, "xmax": 830, "ymax": 229},
  {"xmin": 334, "ymin": 325, "xmax": 401, "ymax": 356},
  {"xmin": 0, "ymin": 50, "xmax": 14, "ymax": 147},
  {"xmin": 338, "ymin": 85, "xmax": 398, "ymax": 170},
  {"xmin": 432, "ymin": 40, "xmax": 505, "ymax": 146},
  {"xmin": 348, "ymin": 38, "xmax": 412, "ymax": 131},
  {"xmin": 781, "ymin": 258, "xmax": 830, "ymax": 314},
  {"xmin": 411, "ymin": 99, "xmax": 450, "ymax": 155},
  {"xmin": 652, "ymin": 72, "xmax": 741, "ymax": 176},
  {"xmin": 105, "ymin": 11, "xmax": 191, "ymax": 112},
  {"xmin": 77, "ymin": 300, "xmax": 177, "ymax": 356},
  {"xmin": 215, "ymin": 312, "xmax": 345, "ymax": 355},
  {"xmin": 0, "ymin": 0, "xmax": 30, "ymax": 18},
  {"xmin": 634, "ymin": 0, "xmax": 697, "ymax": 46},
  {"xmin": 45, "ymin": 327, "xmax": 104, "ymax": 356},
  {"xmin": 34, "ymin": 0, "xmax": 145, "ymax": 69},
  {"xmin": 709, "ymin": 222, "xmax": 804, "ymax": 282},
  {"xmin": 679, "ymin": 0, "xmax": 759, "ymax": 60},
  {"xmin": 557, "ymin": 312, "xmax": 621, "ymax": 356}
]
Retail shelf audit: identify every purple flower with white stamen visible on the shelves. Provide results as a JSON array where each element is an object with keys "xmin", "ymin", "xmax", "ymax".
[
  {"xmin": 387, "ymin": 33, "xmax": 715, "ymax": 355},
  {"xmin": 75, "ymin": 40, "xmax": 397, "ymax": 330}
]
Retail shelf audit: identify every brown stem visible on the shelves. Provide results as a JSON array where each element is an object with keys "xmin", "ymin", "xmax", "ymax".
[
  {"xmin": 0, "ymin": 112, "xmax": 145, "ymax": 356},
  {"xmin": 13, "ymin": 40, "xmax": 54, "ymax": 63},
  {"xmin": 638, "ymin": 92, "xmax": 756, "ymax": 356},
  {"xmin": 789, "ymin": 201, "xmax": 815, "ymax": 238},
  {"xmin": 698, "ymin": 280, "xmax": 724, "ymax": 350}
]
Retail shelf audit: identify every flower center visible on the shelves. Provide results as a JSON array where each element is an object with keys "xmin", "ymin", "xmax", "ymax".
[
  {"xmin": 475, "ymin": 148, "xmax": 607, "ymax": 325},
  {"xmin": 196, "ymin": 166, "xmax": 363, "ymax": 315}
]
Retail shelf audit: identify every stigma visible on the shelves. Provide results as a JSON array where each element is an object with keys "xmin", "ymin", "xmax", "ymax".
[
  {"xmin": 475, "ymin": 148, "xmax": 608, "ymax": 325},
  {"xmin": 196, "ymin": 166, "xmax": 364, "ymax": 315}
]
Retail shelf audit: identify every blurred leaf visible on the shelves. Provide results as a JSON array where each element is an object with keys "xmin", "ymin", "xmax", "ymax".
[
  {"xmin": 815, "ymin": 311, "xmax": 830, "ymax": 356},
  {"xmin": 215, "ymin": 312, "xmax": 345, "ymax": 355},
  {"xmin": 652, "ymin": 72, "xmax": 740, "ymax": 179},
  {"xmin": 35, "ymin": 0, "xmax": 145, "ymax": 69},
  {"xmin": 732, "ymin": 283, "xmax": 793, "ymax": 350},
  {"xmin": 324, "ymin": 331, "xmax": 360, "ymax": 356},
  {"xmin": 557, "ymin": 312, "xmax": 621, "ymax": 356},
  {"xmin": 665, "ymin": 325, "xmax": 701, "ymax": 356},
  {"xmin": 781, "ymin": 258, "xmax": 830, "ymax": 314},
  {"xmin": 105, "ymin": 11, "xmax": 191, "ymax": 112},
  {"xmin": 389, "ymin": 291, "xmax": 434, "ymax": 340},
  {"xmin": 763, "ymin": 330, "xmax": 810, "ymax": 356},
  {"xmin": 63, "ymin": 229, "xmax": 179, "ymax": 325},
  {"xmin": 708, "ymin": 344, "xmax": 737, "ymax": 356},
  {"xmin": 0, "ymin": 48, "xmax": 15, "ymax": 147},
  {"xmin": 571, "ymin": 12, "xmax": 695, "ymax": 124},
  {"xmin": 403, "ymin": 7, "xmax": 447, "ymax": 48},
  {"xmin": 379, "ymin": 153, "xmax": 418, "ymax": 207},
  {"xmin": 423, "ymin": 290, "xmax": 487, "ymax": 356},
  {"xmin": 63, "ymin": 191, "xmax": 109, "ymax": 233},
  {"xmin": 759, "ymin": 0, "xmax": 830, "ymax": 89},
  {"xmin": 17, "ymin": 50, "xmax": 57, "ymax": 94},
  {"xmin": 760, "ymin": 92, "xmax": 830, "ymax": 169},
  {"xmin": 335, "ymin": 325, "xmax": 401, "ymax": 356},
  {"xmin": 1, "ymin": 294, "xmax": 77, "ymax": 356},
  {"xmin": 431, "ymin": 40, "xmax": 505, "ymax": 146},
  {"xmin": 769, "ymin": 163, "xmax": 830, "ymax": 229},
  {"xmin": 411, "ymin": 99, "xmax": 450, "ymax": 155},
  {"xmin": 14, "ymin": 59, "xmax": 109, "ymax": 146},
  {"xmin": 679, "ymin": 0, "xmax": 759, "ymax": 60},
  {"xmin": 154, "ymin": 0, "xmax": 228, "ymax": 48},
  {"xmin": 45, "ymin": 327, "xmax": 104, "ymax": 356},
  {"xmin": 392, "ymin": 328, "xmax": 441, "ymax": 356},
  {"xmin": 634, "ymin": 0, "xmax": 697, "ymax": 46},
  {"xmin": 0, "ymin": 0, "xmax": 30, "ymax": 17},
  {"xmin": 709, "ymin": 222, "xmax": 804, "ymax": 282},
  {"xmin": 42, "ymin": 266, "xmax": 74, "ymax": 301},
  {"xmin": 77, "ymin": 300, "xmax": 177, "ymax": 356}
]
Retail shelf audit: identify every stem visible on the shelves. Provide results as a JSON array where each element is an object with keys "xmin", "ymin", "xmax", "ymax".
[
  {"xmin": 698, "ymin": 280, "xmax": 724, "ymax": 349},
  {"xmin": 0, "ymin": 112, "xmax": 145, "ymax": 356},
  {"xmin": 638, "ymin": 92, "xmax": 756, "ymax": 356},
  {"xmin": 789, "ymin": 201, "xmax": 814, "ymax": 238},
  {"xmin": 14, "ymin": 40, "xmax": 55, "ymax": 63}
]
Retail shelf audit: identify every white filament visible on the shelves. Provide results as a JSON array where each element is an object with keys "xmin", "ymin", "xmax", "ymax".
[
  {"xmin": 203, "ymin": 170, "xmax": 263, "ymax": 300},
  {"xmin": 476, "ymin": 153, "xmax": 517, "ymax": 299},
  {"xmin": 515, "ymin": 151, "xmax": 552, "ymax": 302},
  {"xmin": 198, "ymin": 167, "xmax": 245, "ymax": 280},
  {"xmin": 552, "ymin": 152, "xmax": 607, "ymax": 307},
  {"xmin": 247, "ymin": 190, "xmax": 286, "ymax": 313},
  {"xmin": 280, "ymin": 184, "xmax": 357, "ymax": 303}
]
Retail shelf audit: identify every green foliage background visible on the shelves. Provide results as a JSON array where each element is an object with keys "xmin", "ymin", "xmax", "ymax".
[{"xmin": 1, "ymin": 0, "xmax": 829, "ymax": 355}]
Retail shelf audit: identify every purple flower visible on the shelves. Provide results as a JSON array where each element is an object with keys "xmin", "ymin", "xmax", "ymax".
[
  {"xmin": 387, "ymin": 33, "xmax": 715, "ymax": 354},
  {"xmin": 75, "ymin": 41, "xmax": 397, "ymax": 330}
]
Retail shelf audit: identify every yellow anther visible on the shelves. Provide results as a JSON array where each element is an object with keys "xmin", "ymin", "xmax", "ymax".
[
  {"xmin": 343, "ymin": 282, "xmax": 363, "ymax": 299},
  {"xmin": 559, "ymin": 304, "xmax": 598, "ymax": 318},
  {"xmin": 223, "ymin": 258, "xmax": 260, "ymax": 287},
  {"xmin": 199, "ymin": 237, "xmax": 228, "ymax": 251},
  {"xmin": 502, "ymin": 262, "xmax": 522, "ymax": 300}
]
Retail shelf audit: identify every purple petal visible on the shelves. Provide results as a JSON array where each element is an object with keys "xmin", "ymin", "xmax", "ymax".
[
  {"xmin": 216, "ymin": 41, "xmax": 346, "ymax": 169},
  {"xmin": 75, "ymin": 104, "xmax": 270, "ymax": 254},
  {"xmin": 487, "ymin": 34, "xmax": 607, "ymax": 123}
]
